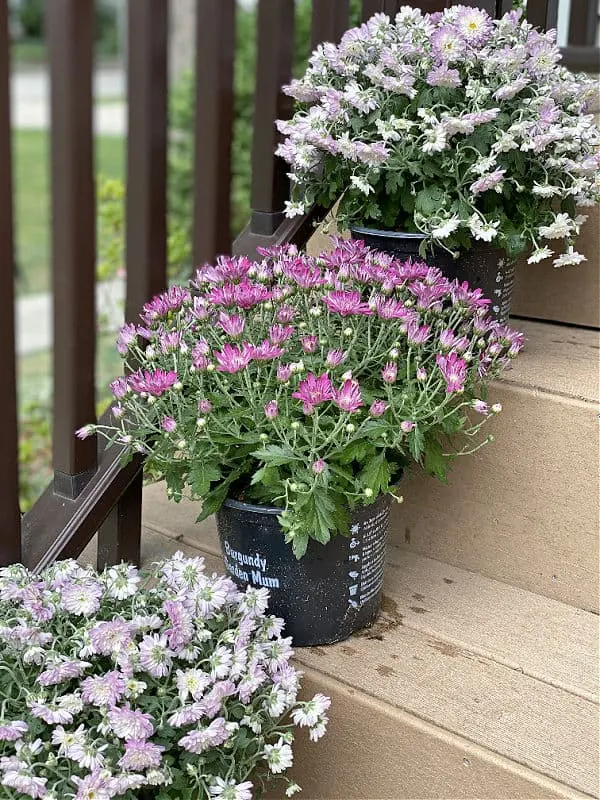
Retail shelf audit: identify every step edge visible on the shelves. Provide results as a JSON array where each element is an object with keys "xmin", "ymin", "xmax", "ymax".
[{"xmin": 298, "ymin": 663, "xmax": 596, "ymax": 800}]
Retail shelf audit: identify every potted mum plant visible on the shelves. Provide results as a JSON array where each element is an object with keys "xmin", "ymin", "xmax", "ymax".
[
  {"xmin": 277, "ymin": 6, "xmax": 600, "ymax": 321},
  {"xmin": 0, "ymin": 555, "xmax": 329, "ymax": 799},
  {"xmin": 81, "ymin": 240, "xmax": 523, "ymax": 646}
]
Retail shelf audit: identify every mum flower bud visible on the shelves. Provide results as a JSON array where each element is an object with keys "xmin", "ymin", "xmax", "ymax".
[
  {"xmin": 345, "ymin": 423, "xmax": 356, "ymax": 433},
  {"xmin": 491, "ymin": 403, "xmax": 502, "ymax": 413},
  {"xmin": 264, "ymin": 401, "xmax": 279, "ymax": 419},
  {"xmin": 196, "ymin": 417, "xmax": 207, "ymax": 428},
  {"xmin": 400, "ymin": 420, "xmax": 416, "ymax": 433},
  {"xmin": 291, "ymin": 421, "xmax": 300, "ymax": 430},
  {"xmin": 364, "ymin": 488, "xmax": 373, "ymax": 498},
  {"xmin": 417, "ymin": 367, "xmax": 427, "ymax": 381},
  {"xmin": 177, "ymin": 439, "xmax": 187, "ymax": 449},
  {"xmin": 343, "ymin": 327, "xmax": 353, "ymax": 337},
  {"xmin": 312, "ymin": 459, "xmax": 326, "ymax": 474},
  {"xmin": 161, "ymin": 416, "xmax": 177, "ymax": 432},
  {"xmin": 389, "ymin": 348, "xmax": 399, "ymax": 359},
  {"xmin": 260, "ymin": 433, "xmax": 269, "ymax": 441}
]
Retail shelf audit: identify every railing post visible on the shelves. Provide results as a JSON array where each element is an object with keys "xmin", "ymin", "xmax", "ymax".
[
  {"xmin": 249, "ymin": 0, "xmax": 295, "ymax": 236},
  {"xmin": 47, "ymin": 0, "xmax": 97, "ymax": 498},
  {"xmin": 311, "ymin": 0, "xmax": 349, "ymax": 49},
  {"xmin": 0, "ymin": 0, "xmax": 22, "ymax": 565},
  {"xmin": 193, "ymin": 0, "xmax": 236, "ymax": 266},
  {"xmin": 97, "ymin": 0, "xmax": 168, "ymax": 568}
]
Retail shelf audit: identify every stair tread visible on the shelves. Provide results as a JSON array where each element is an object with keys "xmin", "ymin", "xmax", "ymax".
[
  {"xmin": 500, "ymin": 319, "xmax": 598, "ymax": 402},
  {"xmin": 141, "ymin": 485, "xmax": 600, "ymax": 796}
]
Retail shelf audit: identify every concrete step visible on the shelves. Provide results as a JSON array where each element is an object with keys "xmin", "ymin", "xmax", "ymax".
[
  {"xmin": 130, "ymin": 499, "xmax": 600, "ymax": 799},
  {"xmin": 394, "ymin": 318, "xmax": 599, "ymax": 612}
]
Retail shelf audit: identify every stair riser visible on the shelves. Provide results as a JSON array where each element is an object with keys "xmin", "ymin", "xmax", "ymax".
[
  {"xmin": 272, "ymin": 671, "xmax": 579, "ymax": 800},
  {"xmin": 512, "ymin": 204, "xmax": 599, "ymax": 328},
  {"xmin": 392, "ymin": 384, "xmax": 599, "ymax": 612}
]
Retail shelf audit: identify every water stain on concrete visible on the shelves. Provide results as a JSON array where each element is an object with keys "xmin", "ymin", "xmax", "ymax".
[
  {"xmin": 428, "ymin": 639, "xmax": 465, "ymax": 658},
  {"xmin": 340, "ymin": 645, "xmax": 356, "ymax": 657},
  {"xmin": 356, "ymin": 594, "xmax": 404, "ymax": 641},
  {"xmin": 309, "ymin": 647, "xmax": 327, "ymax": 657},
  {"xmin": 404, "ymin": 527, "xmax": 411, "ymax": 544},
  {"xmin": 443, "ymin": 577, "xmax": 455, "ymax": 585},
  {"xmin": 409, "ymin": 606, "xmax": 430, "ymax": 614},
  {"xmin": 412, "ymin": 592, "xmax": 425, "ymax": 601},
  {"xmin": 376, "ymin": 664, "xmax": 395, "ymax": 678}
]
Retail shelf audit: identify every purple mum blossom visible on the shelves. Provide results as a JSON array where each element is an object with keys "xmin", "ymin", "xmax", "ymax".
[
  {"xmin": 269, "ymin": 324, "xmax": 295, "ymax": 345},
  {"xmin": 141, "ymin": 286, "xmax": 190, "ymax": 322},
  {"xmin": 0, "ymin": 721, "xmax": 28, "ymax": 742},
  {"xmin": 163, "ymin": 599, "xmax": 194, "ymax": 650},
  {"xmin": 72, "ymin": 769, "xmax": 112, "ymax": 800},
  {"xmin": 276, "ymin": 305, "xmax": 296, "ymax": 323},
  {"xmin": 39, "ymin": 658, "xmax": 91, "ymax": 686},
  {"xmin": 406, "ymin": 321, "xmax": 432, "ymax": 346},
  {"xmin": 374, "ymin": 297, "xmax": 413, "ymax": 320},
  {"xmin": 462, "ymin": 108, "xmax": 500, "ymax": 126},
  {"xmin": 108, "ymin": 705, "xmax": 154, "ymax": 740},
  {"xmin": 61, "ymin": 580, "xmax": 103, "ymax": 616},
  {"xmin": 381, "ymin": 362, "xmax": 398, "ymax": 384},
  {"xmin": 426, "ymin": 65, "xmax": 461, "ymax": 88},
  {"xmin": 128, "ymin": 368, "xmax": 178, "ymax": 397},
  {"xmin": 161, "ymin": 417, "xmax": 176, "ymax": 433},
  {"xmin": 369, "ymin": 400, "xmax": 388, "ymax": 418},
  {"xmin": 455, "ymin": 6, "xmax": 493, "ymax": 46},
  {"xmin": 116, "ymin": 323, "xmax": 137, "ymax": 355},
  {"xmin": 218, "ymin": 312, "xmax": 246, "ymax": 337},
  {"xmin": 494, "ymin": 77, "xmax": 529, "ymax": 101},
  {"xmin": 470, "ymin": 168, "xmax": 506, "ymax": 194},
  {"xmin": 325, "ymin": 349, "xmax": 346, "ymax": 368},
  {"xmin": 333, "ymin": 379, "xmax": 363, "ymax": 413},
  {"xmin": 409, "ymin": 282, "xmax": 447, "ymax": 311},
  {"xmin": 253, "ymin": 340, "xmax": 285, "ymax": 361},
  {"xmin": 264, "ymin": 401, "xmax": 279, "ymax": 420},
  {"xmin": 89, "ymin": 619, "xmax": 133, "ymax": 656},
  {"xmin": 276, "ymin": 363, "xmax": 293, "ymax": 383},
  {"xmin": 214, "ymin": 343, "xmax": 255, "ymax": 374},
  {"xmin": 82, "ymin": 670, "xmax": 127, "ymax": 707},
  {"xmin": 2, "ymin": 771, "xmax": 47, "ymax": 799},
  {"xmin": 292, "ymin": 373, "xmax": 334, "ymax": 414},
  {"xmin": 109, "ymin": 376, "xmax": 129, "ymax": 399},
  {"xmin": 301, "ymin": 335, "xmax": 319, "ymax": 354},
  {"xmin": 312, "ymin": 459, "xmax": 326, "ymax": 475},
  {"xmin": 322, "ymin": 290, "xmax": 372, "ymax": 316},
  {"xmin": 472, "ymin": 399, "xmax": 489, "ymax": 414},
  {"xmin": 436, "ymin": 352, "xmax": 468, "ymax": 393},
  {"xmin": 179, "ymin": 717, "xmax": 231, "ymax": 754},
  {"xmin": 159, "ymin": 330, "xmax": 184, "ymax": 353},
  {"xmin": 119, "ymin": 739, "xmax": 165, "ymax": 771},
  {"xmin": 198, "ymin": 398, "xmax": 213, "ymax": 413},
  {"xmin": 451, "ymin": 282, "xmax": 491, "ymax": 310}
]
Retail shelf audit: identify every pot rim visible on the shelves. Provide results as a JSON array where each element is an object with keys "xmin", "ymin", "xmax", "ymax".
[
  {"xmin": 222, "ymin": 497, "xmax": 283, "ymax": 515},
  {"xmin": 350, "ymin": 225, "xmax": 426, "ymax": 240}
]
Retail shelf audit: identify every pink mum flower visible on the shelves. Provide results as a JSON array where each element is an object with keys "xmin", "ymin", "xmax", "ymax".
[
  {"xmin": 129, "ymin": 369, "xmax": 178, "ymax": 397},
  {"xmin": 325, "ymin": 349, "xmax": 346, "ymax": 367},
  {"xmin": 218, "ymin": 312, "xmax": 246, "ymax": 337},
  {"xmin": 369, "ymin": 400, "xmax": 388, "ymax": 417},
  {"xmin": 381, "ymin": 362, "xmax": 398, "ymax": 384},
  {"xmin": 118, "ymin": 739, "xmax": 165, "ymax": 771},
  {"xmin": 436, "ymin": 352, "xmax": 468, "ymax": 393},
  {"xmin": 301, "ymin": 335, "xmax": 319, "ymax": 353},
  {"xmin": 108, "ymin": 705, "xmax": 154, "ymax": 740},
  {"xmin": 264, "ymin": 401, "xmax": 279, "ymax": 420},
  {"xmin": 322, "ymin": 290, "xmax": 372, "ymax": 316},
  {"xmin": 291, "ymin": 373, "xmax": 334, "ymax": 414},
  {"xmin": 0, "ymin": 721, "xmax": 28, "ymax": 742},
  {"xmin": 269, "ymin": 324, "xmax": 295, "ymax": 345},
  {"xmin": 333, "ymin": 379, "xmax": 363, "ymax": 413},
  {"xmin": 214, "ymin": 343, "xmax": 255, "ymax": 374}
]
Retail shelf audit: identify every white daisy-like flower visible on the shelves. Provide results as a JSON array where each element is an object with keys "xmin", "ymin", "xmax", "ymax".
[
  {"xmin": 422, "ymin": 125, "xmax": 447, "ymax": 154},
  {"xmin": 468, "ymin": 214, "xmax": 500, "ymax": 242},
  {"xmin": 531, "ymin": 183, "xmax": 562, "ymax": 197},
  {"xmin": 284, "ymin": 200, "xmax": 307, "ymax": 218},
  {"xmin": 105, "ymin": 564, "xmax": 140, "ymax": 600},
  {"xmin": 291, "ymin": 693, "xmax": 331, "ymax": 727},
  {"xmin": 286, "ymin": 783, "xmax": 302, "ymax": 797},
  {"xmin": 431, "ymin": 215, "xmax": 460, "ymax": 239},
  {"xmin": 538, "ymin": 212, "xmax": 574, "ymax": 239},
  {"xmin": 350, "ymin": 175, "xmax": 374, "ymax": 195},
  {"xmin": 209, "ymin": 777, "xmax": 254, "ymax": 800},
  {"xmin": 527, "ymin": 246, "xmax": 554, "ymax": 264},
  {"xmin": 264, "ymin": 738, "xmax": 294, "ymax": 774},
  {"xmin": 176, "ymin": 668, "xmax": 211, "ymax": 702},
  {"xmin": 553, "ymin": 249, "xmax": 587, "ymax": 267}
]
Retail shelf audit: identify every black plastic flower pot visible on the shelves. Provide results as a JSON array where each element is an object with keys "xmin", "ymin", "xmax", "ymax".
[
  {"xmin": 350, "ymin": 226, "xmax": 515, "ymax": 323},
  {"xmin": 215, "ymin": 493, "xmax": 392, "ymax": 647}
]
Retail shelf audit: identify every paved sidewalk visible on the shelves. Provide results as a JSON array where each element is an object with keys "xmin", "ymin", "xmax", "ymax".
[
  {"xmin": 11, "ymin": 65, "xmax": 126, "ymax": 135},
  {"xmin": 17, "ymin": 279, "xmax": 124, "ymax": 356}
]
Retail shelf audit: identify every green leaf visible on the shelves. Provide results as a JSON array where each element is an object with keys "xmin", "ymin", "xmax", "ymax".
[
  {"xmin": 195, "ymin": 482, "xmax": 229, "ymax": 522},
  {"xmin": 424, "ymin": 438, "xmax": 448, "ymax": 482},
  {"xmin": 252, "ymin": 444, "xmax": 298, "ymax": 467},
  {"xmin": 291, "ymin": 530, "xmax": 309, "ymax": 559},
  {"xmin": 359, "ymin": 452, "xmax": 391, "ymax": 497},
  {"xmin": 408, "ymin": 426, "xmax": 425, "ymax": 462},
  {"xmin": 189, "ymin": 460, "xmax": 221, "ymax": 497},
  {"xmin": 415, "ymin": 186, "xmax": 446, "ymax": 216},
  {"xmin": 300, "ymin": 485, "xmax": 335, "ymax": 545},
  {"xmin": 250, "ymin": 465, "xmax": 281, "ymax": 487}
]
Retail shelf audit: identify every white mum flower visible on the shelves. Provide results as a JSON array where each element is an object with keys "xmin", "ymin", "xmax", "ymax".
[
  {"xmin": 531, "ymin": 183, "xmax": 562, "ymax": 198},
  {"xmin": 468, "ymin": 214, "xmax": 499, "ymax": 242},
  {"xmin": 431, "ymin": 215, "xmax": 460, "ymax": 239},
  {"xmin": 350, "ymin": 175, "xmax": 374, "ymax": 195},
  {"xmin": 284, "ymin": 200, "xmax": 307, "ymax": 218},
  {"xmin": 527, "ymin": 246, "xmax": 554, "ymax": 264},
  {"xmin": 422, "ymin": 125, "xmax": 447, "ymax": 154},
  {"xmin": 553, "ymin": 249, "xmax": 587, "ymax": 267},
  {"xmin": 539, "ymin": 213, "xmax": 574, "ymax": 239},
  {"xmin": 264, "ymin": 738, "xmax": 294, "ymax": 773}
]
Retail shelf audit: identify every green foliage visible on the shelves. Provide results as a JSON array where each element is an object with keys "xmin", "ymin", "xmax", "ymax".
[{"xmin": 17, "ymin": 0, "xmax": 43, "ymax": 39}]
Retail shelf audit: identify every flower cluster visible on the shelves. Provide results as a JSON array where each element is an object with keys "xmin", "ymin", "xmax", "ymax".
[
  {"xmin": 278, "ymin": 7, "xmax": 600, "ymax": 266},
  {"xmin": 0, "ymin": 556, "xmax": 328, "ymax": 799},
  {"xmin": 81, "ymin": 240, "xmax": 523, "ymax": 557}
]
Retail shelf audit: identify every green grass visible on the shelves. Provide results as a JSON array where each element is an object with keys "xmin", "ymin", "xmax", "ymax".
[
  {"xmin": 12, "ymin": 39, "xmax": 47, "ymax": 65},
  {"xmin": 13, "ymin": 130, "xmax": 125, "ymax": 295}
]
